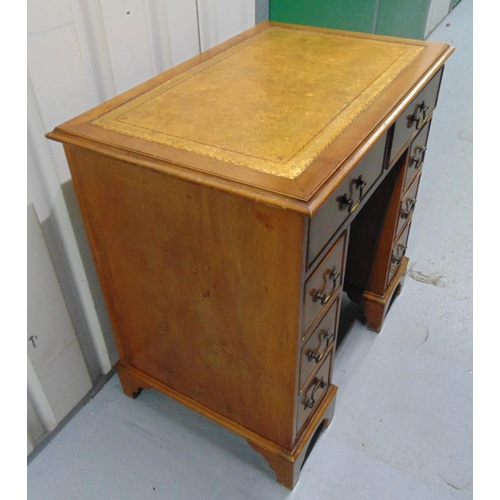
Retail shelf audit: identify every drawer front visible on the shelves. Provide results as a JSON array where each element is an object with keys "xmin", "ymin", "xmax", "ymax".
[
  {"xmin": 303, "ymin": 231, "xmax": 347, "ymax": 336},
  {"xmin": 403, "ymin": 121, "xmax": 431, "ymax": 192},
  {"xmin": 296, "ymin": 352, "xmax": 332, "ymax": 436},
  {"xmin": 388, "ymin": 222, "xmax": 411, "ymax": 286},
  {"xmin": 390, "ymin": 67, "xmax": 442, "ymax": 164},
  {"xmin": 299, "ymin": 296, "xmax": 340, "ymax": 392},
  {"xmin": 308, "ymin": 134, "xmax": 386, "ymax": 266},
  {"xmin": 396, "ymin": 173, "xmax": 421, "ymax": 239}
]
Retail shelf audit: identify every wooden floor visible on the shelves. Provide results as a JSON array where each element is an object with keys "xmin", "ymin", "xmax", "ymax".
[{"xmin": 27, "ymin": 1, "xmax": 473, "ymax": 498}]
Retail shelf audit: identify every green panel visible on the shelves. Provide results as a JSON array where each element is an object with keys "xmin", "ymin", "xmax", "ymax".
[
  {"xmin": 270, "ymin": 0, "xmax": 376, "ymax": 34},
  {"xmin": 451, "ymin": 0, "xmax": 462, "ymax": 8},
  {"xmin": 270, "ymin": 0, "xmax": 435, "ymax": 40},
  {"xmin": 376, "ymin": 0, "xmax": 431, "ymax": 39}
]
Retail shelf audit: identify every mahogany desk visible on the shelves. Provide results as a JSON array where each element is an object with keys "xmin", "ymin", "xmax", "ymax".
[{"xmin": 47, "ymin": 22, "xmax": 453, "ymax": 489}]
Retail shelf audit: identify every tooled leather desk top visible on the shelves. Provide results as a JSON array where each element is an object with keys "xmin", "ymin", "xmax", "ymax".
[
  {"xmin": 92, "ymin": 27, "xmax": 423, "ymax": 179},
  {"xmin": 48, "ymin": 23, "xmax": 453, "ymax": 212}
]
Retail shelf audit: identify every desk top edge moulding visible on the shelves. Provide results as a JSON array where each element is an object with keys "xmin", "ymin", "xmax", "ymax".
[
  {"xmin": 47, "ymin": 22, "xmax": 454, "ymax": 214},
  {"xmin": 47, "ymin": 22, "xmax": 453, "ymax": 489}
]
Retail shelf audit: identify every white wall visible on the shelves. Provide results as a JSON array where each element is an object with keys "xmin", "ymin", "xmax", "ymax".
[
  {"xmin": 27, "ymin": 204, "xmax": 92, "ymax": 450},
  {"xmin": 27, "ymin": 0, "xmax": 255, "ymax": 456}
]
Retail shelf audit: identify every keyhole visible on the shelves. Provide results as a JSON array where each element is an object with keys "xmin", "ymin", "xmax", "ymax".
[{"xmin": 28, "ymin": 335, "xmax": 38, "ymax": 348}]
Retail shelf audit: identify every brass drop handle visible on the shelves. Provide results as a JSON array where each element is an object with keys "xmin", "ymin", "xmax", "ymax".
[
  {"xmin": 391, "ymin": 243, "xmax": 407, "ymax": 266},
  {"xmin": 410, "ymin": 146, "xmax": 427, "ymax": 170},
  {"xmin": 307, "ymin": 329, "xmax": 336, "ymax": 364},
  {"xmin": 305, "ymin": 377, "xmax": 327, "ymax": 409},
  {"xmin": 341, "ymin": 175, "xmax": 367, "ymax": 214},
  {"xmin": 313, "ymin": 268, "xmax": 340, "ymax": 306},
  {"xmin": 400, "ymin": 199, "xmax": 416, "ymax": 220},
  {"xmin": 409, "ymin": 100, "xmax": 430, "ymax": 130}
]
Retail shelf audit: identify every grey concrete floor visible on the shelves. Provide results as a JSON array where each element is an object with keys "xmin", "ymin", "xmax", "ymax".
[{"xmin": 27, "ymin": 1, "xmax": 473, "ymax": 498}]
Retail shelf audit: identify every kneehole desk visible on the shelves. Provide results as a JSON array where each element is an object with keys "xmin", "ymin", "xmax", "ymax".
[{"xmin": 47, "ymin": 22, "xmax": 453, "ymax": 489}]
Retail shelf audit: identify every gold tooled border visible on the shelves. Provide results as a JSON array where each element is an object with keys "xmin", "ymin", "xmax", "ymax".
[{"xmin": 92, "ymin": 27, "xmax": 423, "ymax": 179}]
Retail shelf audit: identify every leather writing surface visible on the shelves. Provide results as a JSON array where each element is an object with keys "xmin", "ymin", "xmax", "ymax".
[{"xmin": 93, "ymin": 27, "xmax": 423, "ymax": 179}]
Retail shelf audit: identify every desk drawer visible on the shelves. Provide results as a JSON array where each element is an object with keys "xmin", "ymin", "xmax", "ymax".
[
  {"xmin": 299, "ymin": 296, "xmax": 340, "ymax": 392},
  {"xmin": 308, "ymin": 135, "xmax": 386, "ymax": 266},
  {"xmin": 389, "ymin": 68, "xmax": 442, "ymax": 164},
  {"xmin": 388, "ymin": 222, "xmax": 411, "ymax": 286},
  {"xmin": 403, "ymin": 121, "xmax": 431, "ymax": 193},
  {"xmin": 396, "ymin": 173, "xmax": 421, "ymax": 239},
  {"xmin": 303, "ymin": 231, "xmax": 347, "ymax": 336},
  {"xmin": 297, "ymin": 352, "xmax": 332, "ymax": 436}
]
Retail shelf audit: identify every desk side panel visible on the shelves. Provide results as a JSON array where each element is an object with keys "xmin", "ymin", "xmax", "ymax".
[{"xmin": 65, "ymin": 145, "xmax": 304, "ymax": 449}]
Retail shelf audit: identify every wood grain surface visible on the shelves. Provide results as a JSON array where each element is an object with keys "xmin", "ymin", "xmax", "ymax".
[{"xmin": 65, "ymin": 144, "xmax": 306, "ymax": 448}]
